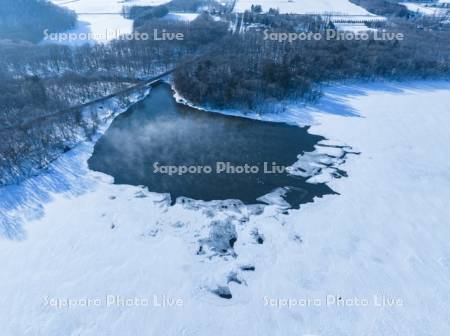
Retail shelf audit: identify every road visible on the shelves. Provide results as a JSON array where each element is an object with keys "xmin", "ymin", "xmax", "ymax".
[{"xmin": 0, "ymin": 69, "xmax": 175, "ymax": 133}]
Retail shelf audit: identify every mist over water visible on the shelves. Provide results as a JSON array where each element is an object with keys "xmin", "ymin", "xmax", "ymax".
[{"xmin": 88, "ymin": 83, "xmax": 334, "ymax": 207}]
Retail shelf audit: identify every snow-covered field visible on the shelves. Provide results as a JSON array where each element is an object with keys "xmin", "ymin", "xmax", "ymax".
[
  {"xmin": 233, "ymin": 0, "xmax": 371, "ymax": 14},
  {"xmin": 1, "ymin": 81, "xmax": 450, "ymax": 335},
  {"xmin": 165, "ymin": 12, "xmax": 200, "ymax": 21},
  {"xmin": 334, "ymin": 23, "xmax": 377, "ymax": 32},
  {"xmin": 50, "ymin": 0, "xmax": 170, "ymax": 43},
  {"xmin": 403, "ymin": 1, "xmax": 450, "ymax": 16},
  {"xmin": 48, "ymin": 0, "xmax": 380, "ymax": 44}
]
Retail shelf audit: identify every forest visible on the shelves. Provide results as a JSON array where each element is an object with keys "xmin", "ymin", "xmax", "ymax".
[
  {"xmin": 0, "ymin": 15, "xmax": 226, "ymax": 185},
  {"xmin": 349, "ymin": 0, "xmax": 413, "ymax": 17},
  {"xmin": 173, "ymin": 13, "xmax": 450, "ymax": 111}
]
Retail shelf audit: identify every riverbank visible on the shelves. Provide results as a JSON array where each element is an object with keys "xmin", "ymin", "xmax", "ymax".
[{"xmin": 0, "ymin": 85, "xmax": 151, "ymax": 237}]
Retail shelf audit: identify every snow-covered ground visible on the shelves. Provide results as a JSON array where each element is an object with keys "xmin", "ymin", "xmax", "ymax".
[
  {"xmin": 50, "ymin": 0, "xmax": 170, "ymax": 43},
  {"xmin": 164, "ymin": 12, "xmax": 200, "ymax": 21},
  {"xmin": 233, "ymin": 0, "xmax": 371, "ymax": 14},
  {"xmin": 333, "ymin": 23, "xmax": 377, "ymax": 32},
  {"xmin": 403, "ymin": 1, "xmax": 450, "ymax": 15},
  {"xmin": 1, "ymin": 81, "xmax": 450, "ymax": 335}
]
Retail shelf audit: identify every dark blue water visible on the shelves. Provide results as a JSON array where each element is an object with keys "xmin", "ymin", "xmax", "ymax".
[{"xmin": 88, "ymin": 83, "xmax": 334, "ymax": 207}]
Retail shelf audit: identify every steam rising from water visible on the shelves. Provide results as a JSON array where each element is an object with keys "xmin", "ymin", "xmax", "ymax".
[{"xmin": 89, "ymin": 83, "xmax": 334, "ymax": 207}]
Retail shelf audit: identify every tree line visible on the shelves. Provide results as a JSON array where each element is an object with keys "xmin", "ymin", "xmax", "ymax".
[{"xmin": 173, "ymin": 12, "xmax": 450, "ymax": 111}]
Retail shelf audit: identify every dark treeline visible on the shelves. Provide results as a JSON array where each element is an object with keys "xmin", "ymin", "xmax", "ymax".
[
  {"xmin": 0, "ymin": 85, "xmax": 148, "ymax": 186},
  {"xmin": 126, "ymin": 5, "xmax": 169, "ymax": 21},
  {"xmin": 0, "ymin": 15, "xmax": 227, "ymax": 79},
  {"xmin": 173, "ymin": 14, "xmax": 450, "ymax": 111},
  {"xmin": 0, "ymin": 71, "xmax": 139, "ymax": 185},
  {"xmin": 125, "ymin": 0, "xmax": 226, "ymax": 21},
  {"xmin": 0, "ymin": 0, "xmax": 77, "ymax": 43},
  {"xmin": 0, "ymin": 74, "xmax": 136, "ymax": 127},
  {"xmin": 349, "ymin": 0, "xmax": 413, "ymax": 18},
  {"xmin": 126, "ymin": 0, "xmax": 228, "ymax": 28}
]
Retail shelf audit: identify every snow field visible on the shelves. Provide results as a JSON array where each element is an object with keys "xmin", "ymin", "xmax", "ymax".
[{"xmin": 1, "ymin": 81, "xmax": 450, "ymax": 335}]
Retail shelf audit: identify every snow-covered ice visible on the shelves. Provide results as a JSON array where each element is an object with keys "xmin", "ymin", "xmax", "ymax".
[{"xmin": 1, "ymin": 81, "xmax": 450, "ymax": 335}]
